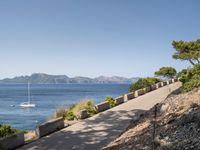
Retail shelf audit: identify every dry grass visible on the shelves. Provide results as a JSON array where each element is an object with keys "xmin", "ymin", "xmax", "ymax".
[
  {"xmin": 71, "ymin": 100, "xmax": 92, "ymax": 115},
  {"xmin": 49, "ymin": 99, "xmax": 96, "ymax": 121},
  {"xmin": 48, "ymin": 106, "xmax": 67, "ymax": 120}
]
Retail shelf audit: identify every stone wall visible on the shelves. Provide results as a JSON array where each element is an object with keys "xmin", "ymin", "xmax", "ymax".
[
  {"xmin": 114, "ymin": 96, "xmax": 124, "ymax": 105},
  {"xmin": 95, "ymin": 101, "xmax": 110, "ymax": 113},
  {"xmin": 143, "ymin": 87, "xmax": 151, "ymax": 93},
  {"xmin": 0, "ymin": 132, "xmax": 24, "ymax": 150},
  {"xmin": 135, "ymin": 89, "xmax": 144, "ymax": 97},
  {"xmin": 156, "ymin": 82, "xmax": 161, "ymax": 89},
  {"xmin": 74, "ymin": 78, "xmax": 179, "ymax": 120},
  {"xmin": 150, "ymin": 84, "xmax": 157, "ymax": 90},
  {"xmin": 167, "ymin": 79, "xmax": 172, "ymax": 85},
  {"xmin": 124, "ymin": 92, "xmax": 135, "ymax": 101},
  {"xmin": 161, "ymin": 81, "xmax": 167, "ymax": 87},
  {"xmin": 172, "ymin": 78, "xmax": 178, "ymax": 83},
  {"xmin": 36, "ymin": 117, "xmax": 64, "ymax": 138},
  {"xmin": 77, "ymin": 109, "xmax": 89, "ymax": 119}
]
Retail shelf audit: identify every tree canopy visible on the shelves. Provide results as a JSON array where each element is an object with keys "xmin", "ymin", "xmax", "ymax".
[
  {"xmin": 155, "ymin": 67, "xmax": 177, "ymax": 79},
  {"xmin": 129, "ymin": 77, "xmax": 160, "ymax": 92},
  {"xmin": 172, "ymin": 39, "xmax": 200, "ymax": 65},
  {"xmin": 178, "ymin": 64, "xmax": 200, "ymax": 92}
]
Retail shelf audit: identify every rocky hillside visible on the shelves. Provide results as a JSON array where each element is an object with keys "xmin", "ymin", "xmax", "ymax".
[
  {"xmin": 0, "ymin": 73, "xmax": 139, "ymax": 84},
  {"xmin": 103, "ymin": 88, "xmax": 200, "ymax": 150}
]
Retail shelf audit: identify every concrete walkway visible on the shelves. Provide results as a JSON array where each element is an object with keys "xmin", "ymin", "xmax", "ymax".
[{"xmin": 18, "ymin": 82, "xmax": 181, "ymax": 150}]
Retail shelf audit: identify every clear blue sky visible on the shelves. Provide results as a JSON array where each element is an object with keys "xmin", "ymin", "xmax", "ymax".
[{"xmin": 0, "ymin": 0, "xmax": 199, "ymax": 79}]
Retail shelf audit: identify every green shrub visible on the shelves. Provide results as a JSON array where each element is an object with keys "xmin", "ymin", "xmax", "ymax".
[
  {"xmin": 178, "ymin": 64, "xmax": 200, "ymax": 92},
  {"xmin": 103, "ymin": 96, "xmax": 115, "ymax": 108},
  {"xmin": 70, "ymin": 100, "xmax": 96, "ymax": 119},
  {"xmin": 181, "ymin": 76, "xmax": 200, "ymax": 92},
  {"xmin": 84, "ymin": 101, "xmax": 96, "ymax": 117},
  {"xmin": 65, "ymin": 110, "xmax": 75, "ymax": 120},
  {"xmin": 155, "ymin": 67, "xmax": 177, "ymax": 79},
  {"xmin": 0, "ymin": 124, "xmax": 24, "ymax": 138},
  {"xmin": 129, "ymin": 77, "xmax": 160, "ymax": 92}
]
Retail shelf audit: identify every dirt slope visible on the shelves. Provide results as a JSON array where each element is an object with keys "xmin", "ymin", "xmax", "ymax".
[{"xmin": 103, "ymin": 88, "xmax": 200, "ymax": 150}]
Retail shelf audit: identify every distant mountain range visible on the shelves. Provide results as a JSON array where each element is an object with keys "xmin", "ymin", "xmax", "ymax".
[{"xmin": 0, "ymin": 73, "xmax": 139, "ymax": 84}]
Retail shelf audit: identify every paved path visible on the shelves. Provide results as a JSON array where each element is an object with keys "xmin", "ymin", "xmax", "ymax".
[{"xmin": 18, "ymin": 82, "xmax": 181, "ymax": 150}]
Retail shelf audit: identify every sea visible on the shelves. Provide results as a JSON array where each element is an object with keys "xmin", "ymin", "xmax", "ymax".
[{"xmin": 0, "ymin": 84, "xmax": 129, "ymax": 130}]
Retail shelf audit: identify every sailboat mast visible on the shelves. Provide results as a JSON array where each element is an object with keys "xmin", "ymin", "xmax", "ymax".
[{"xmin": 28, "ymin": 82, "xmax": 30, "ymax": 103}]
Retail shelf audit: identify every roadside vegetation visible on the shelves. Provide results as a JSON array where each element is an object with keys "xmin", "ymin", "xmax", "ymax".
[
  {"xmin": 172, "ymin": 39, "xmax": 200, "ymax": 92},
  {"xmin": 129, "ymin": 77, "xmax": 160, "ymax": 92},
  {"xmin": 103, "ymin": 96, "xmax": 115, "ymax": 108},
  {"xmin": 178, "ymin": 64, "xmax": 200, "ymax": 92},
  {"xmin": 0, "ymin": 124, "xmax": 26, "ymax": 138},
  {"xmin": 50, "ymin": 96, "xmax": 118, "ymax": 121},
  {"xmin": 129, "ymin": 39, "xmax": 200, "ymax": 93},
  {"xmin": 155, "ymin": 67, "xmax": 177, "ymax": 79},
  {"xmin": 49, "ymin": 100, "xmax": 96, "ymax": 121}
]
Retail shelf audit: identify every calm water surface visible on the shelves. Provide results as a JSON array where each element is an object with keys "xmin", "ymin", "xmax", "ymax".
[{"xmin": 0, "ymin": 84, "xmax": 129, "ymax": 130}]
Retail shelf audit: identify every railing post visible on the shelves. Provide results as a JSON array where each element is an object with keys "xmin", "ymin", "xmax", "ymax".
[{"xmin": 152, "ymin": 103, "xmax": 158, "ymax": 150}]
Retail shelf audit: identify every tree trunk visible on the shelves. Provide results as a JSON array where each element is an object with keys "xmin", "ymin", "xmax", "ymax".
[
  {"xmin": 189, "ymin": 59, "xmax": 195, "ymax": 65},
  {"xmin": 195, "ymin": 58, "xmax": 200, "ymax": 64}
]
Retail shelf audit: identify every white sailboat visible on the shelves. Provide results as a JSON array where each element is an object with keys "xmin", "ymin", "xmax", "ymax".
[{"xmin": 20, "ymin": 82, "xmax": 36, "ymax": 108}]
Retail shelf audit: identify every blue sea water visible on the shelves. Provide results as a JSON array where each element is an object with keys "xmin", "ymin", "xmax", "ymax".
[{"xmin": 0, "ymin": 84, "xmax": 129, "ymax": 130}]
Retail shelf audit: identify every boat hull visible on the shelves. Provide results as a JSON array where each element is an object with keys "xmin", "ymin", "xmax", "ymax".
[{"xmin": 20, "ymin": 103, "xmax": 36, "ymax": 108}]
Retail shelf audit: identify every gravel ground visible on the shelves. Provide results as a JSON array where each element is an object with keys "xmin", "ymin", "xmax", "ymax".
[{"xmin": 103, "ymin": 88, "xmax": 200, "ymax": 150}]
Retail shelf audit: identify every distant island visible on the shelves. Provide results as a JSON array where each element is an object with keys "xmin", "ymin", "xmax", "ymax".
[{"xmin": 0, "ymin": 73, "xmax": 139, "ymax": 84}]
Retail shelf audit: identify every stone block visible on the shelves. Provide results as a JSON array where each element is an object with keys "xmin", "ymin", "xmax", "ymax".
[
  {"xmin": 36, "ymin": 117, "xmax": 64, "ymax": 138},
  {"xmin": 95, "ymin": 101, "xmax": 110, "ymax": 113},
  {"xmin": 167, "ymin": 79, "xmax": 172, "ymax": 85},
  {"xmin": 0, "ymin": 132, "xmax": 24, "ymax": 150},
  {"xmin": 114, "ymin": 96, "xmax": 124, "ymax": 105},
  {"xmin": 172, "ymin": 78, "xmax": 178, "ymax": 83},
  {"xmin": 150, "ymin": 84, "xmax": 157, "ymax": 90},
  {"xmin": 161, "ymin": 81, "xmax": 167, "ymax": 87},
  {"xmin": 124, "ymin": 92, "xmax": 135, "ymax": 101},
  {"xmin": 77, "ymin": 109, "xmax": 89, "ymax": 119},
  {"xmin": 156, "ymin": 82, "xmax": 161, "ymax": 89},
  {"xmin": 134, "ymin": 89, "xmax": 144, "ymax": 97},
  {"xmin": 143, "ymin": 87, "xmax": 151, "ymax": 93}
]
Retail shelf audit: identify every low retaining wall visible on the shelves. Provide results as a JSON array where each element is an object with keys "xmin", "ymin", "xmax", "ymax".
[
  {"xmin": 114, "ymin": 96, "xmax": 124, "ymax": 105},
  {"xmin": 143, "ymin": 87, "xmax": 151, "ymax": 93},
  {"xmin": 161, "ymin": 81, "xmax": 167, "ymax": 87},
  {"xmin": 0, "ymin": 132, "xmax": 24, "ymax": 150},
  {"xmin": 76, "ymin": 78, "xmax": 179, "ymax": 119},
  {"xmin": 36, "ymin": 117, "xmax": 64, "ymax": 138},
  {"xmin": 124, "ymin": 92, "xmax": 135, "ymax": 101},
  {"xmin": 135, "ymin": 89, "xmax": 144, "ymax": 97},
  {"xmin": 172, "ymin": 78, "xmax": 178, "ymax": 83},
  {"xmin": 77, "ymin": 109, "xmax": 89, "ymax": 119},
  {"xmin": 167, "ymin": 79, "xmax": 172, "ymax": 85},
  {"xmin": 156, "ymin": 82, "xmax": 161, "ymax": 89},
  {"xmin": 150, "ymin": 84, "xmax": 157, "ymax": 90},
  {"xmin": 95, "ymin": 101, "xmax": 110, "ymax": 113}
]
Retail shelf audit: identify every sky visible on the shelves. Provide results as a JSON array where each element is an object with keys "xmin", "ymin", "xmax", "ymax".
[{"xmin": 0, "ymin": 0, "xmax": 200, "ymax": 79}]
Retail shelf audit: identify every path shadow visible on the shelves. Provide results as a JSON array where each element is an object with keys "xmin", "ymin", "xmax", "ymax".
[{"xmin": 19, "ymin": 108, "xmax": 146, "ymax": 150}]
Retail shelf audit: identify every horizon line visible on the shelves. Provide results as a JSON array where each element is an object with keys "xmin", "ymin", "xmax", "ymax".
[{"xmin": 0, "ymin": 73, "xmax": 140, "ymax": 80}]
